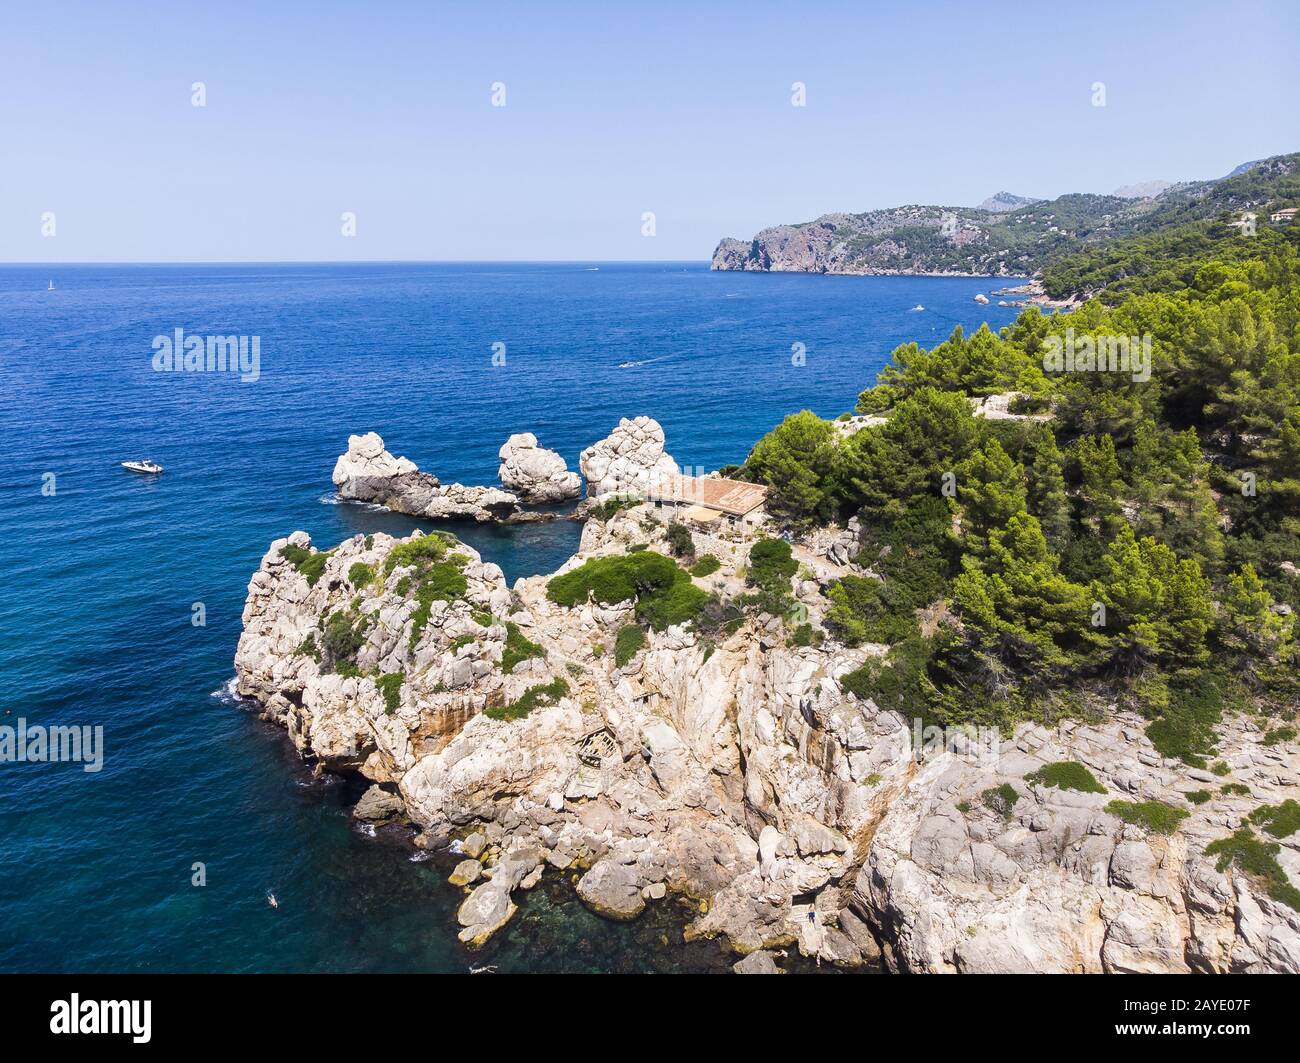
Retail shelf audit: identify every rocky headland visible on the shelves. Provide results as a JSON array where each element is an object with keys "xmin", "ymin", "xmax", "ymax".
[{"xmin": 236, "ymin": 433, "xmax": 1300, "ymax": 972}]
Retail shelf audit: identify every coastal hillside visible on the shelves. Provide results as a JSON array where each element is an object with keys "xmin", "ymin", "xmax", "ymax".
[
  {"xmin": 235, "ymin": 208, "xmax": 1300, "ymax": 971},
  {"xmin": 711, "ymin": 152, "xmax": 1300, "ymax": 286}
]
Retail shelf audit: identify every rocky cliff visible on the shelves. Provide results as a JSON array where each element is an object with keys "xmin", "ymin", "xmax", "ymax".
[
  {"xmin": 234, "ymin": 500, "xmax": 1300, "ymax": 972},
  {"xmin": 711, "ymin": 152, "xmax": 1300, "ymax": 279}
]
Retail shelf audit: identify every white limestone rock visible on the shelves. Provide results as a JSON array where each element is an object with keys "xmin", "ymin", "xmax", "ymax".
[
  {"xmin": 331, "ymin": 431, "xmax": 417, "ymax": 485},
  {"xmin": 579, "ymin": 416, "xmax": 678, "ymax": 498},
  {"xmin": 498, "ymin": 432, "xmax": 582, "ymax": 502}
]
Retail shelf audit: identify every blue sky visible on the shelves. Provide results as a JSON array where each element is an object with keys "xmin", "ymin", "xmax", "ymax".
[{"xmin": 2, "ymin": 0, "xmax": 1296, "ymax": 262}]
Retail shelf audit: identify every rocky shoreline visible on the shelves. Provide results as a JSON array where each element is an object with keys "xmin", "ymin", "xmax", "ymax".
[{"xmin": 234, "ymin": 424, "xmax": 1300, "ymax": 974}]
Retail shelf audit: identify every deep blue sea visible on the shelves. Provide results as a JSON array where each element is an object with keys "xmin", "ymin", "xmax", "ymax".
[{"xmin": 0, "ymin": 262, "xmax": 1022, "ymax": 972}]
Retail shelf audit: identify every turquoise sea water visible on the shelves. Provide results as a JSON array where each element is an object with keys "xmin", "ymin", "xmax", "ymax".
[{"xmin": 0, "ymin": 262, "xmax": 1022, "ymax": 972}]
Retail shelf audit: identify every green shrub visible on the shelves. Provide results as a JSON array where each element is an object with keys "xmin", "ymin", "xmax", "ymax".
[
  {"xmin": 408, "ymin": 558, "xmax": 469, "ymax": 647},
  {"xmin": 1025, "ymin": 761, "xmax": 1106, "ymax": 794},
  {"xmin": 1184, "ymin": 790, "xmax": 1212, "ymax": 805},
  {"xmin": 376, "ymin": 672, "xmax": 403, "ymax": 714},
  {"xmin": 1248, "ymin": 799, "xmax": 1300, "ymax": 838},
  {"xmin": 449, "ymin": 633, "xmax": 475, "ymax": 651},
  {"xmin": 1221, "ymin": 783, "xmax": 1252, "ymax": 797},
  {"xmin": 614, "ymin": 624, "xmax": 646, "ymax": 667},
  {"xmin": 295, "ymin": 633, "xmax": 320, "ymax": 661},
  {"xmin": 791, "ymin": 623, "xmax": 823, "ymax": 648},
  {"xmin": 547, "ymin": 551, "xmax": 705, "ymax": 631},
  {"xmin": 501, "ymin": 622, "xmax": 545, "ymax": 673},
  {"xmin": 982, "ymin": 784, "xmax": 1020, "ymax": 820},
  {"xmin": 383, "ymin": 532, "xmax": 451, "ymax": 574},
  {"xmin": 472, "ymin": 610, "xmax": 494, "ymax": 627},
  {"xmin": 635, "ymin": 577, "xmax": 708, "ymax": 631},
  {"xmin": 1263, "ymin": 725, "xmax": 1297, "ymax": 747},
  {"xmin": 1106, "ymin": 799, "xmax": 1188, "ymax": 835},
  {"xmin": 690, "ymin": 555, "xmax": 721, "ymax": 578},
  {"xmin": 589, "ymin": 495, "xmax": 642, "ymax": 522},
  {"xmin": 280, "ymin": 544, "xmax": 335, "ymax": 587},
  {"xmin": 547, "ymin": 551, "xmax": 679, "ymax": 607},
  {"xmin": 321, "ymin": 607, "xmax": 371, "ymax": 673},
  {"xmin": 628, "ymin": 543, "xmax": 648, "ymax": 553},
  {"xmin": 347, "ymin": 562, "xmax": 375, "ymax": 588},
  {"xmin": 665, "ymin": 521, "xmax": 695, "ymax": 558},
  {"xmin": 484, "ymin": 677, "xmax": 569, "ymax": 721},
  {"xmin": 1205, "ymin": 828, "xmax": 1300, "ymax": 911},
  {"xmin": 747, "ymin": 538, "xmax": 797, "ymax": 591},
  {"xmin": 1211, "ymin": 760, "xmax": 1231, "ymax": 776},
  {"xmin": 1144, "ymin": 671, "xmax": 1228, "ymax": 768}
]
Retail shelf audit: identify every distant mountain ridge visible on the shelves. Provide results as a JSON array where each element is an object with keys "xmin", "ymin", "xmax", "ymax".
[
  {"xmin": 711, "ymin": 152, "xmax": 1299, "ymax": 279},
  {"xmin": 978, "ymin": 191, "xmax": 1041, "ymax": 213}
]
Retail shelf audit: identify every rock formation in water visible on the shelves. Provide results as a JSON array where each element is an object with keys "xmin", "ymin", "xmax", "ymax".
[
  {"xmin": 332, "ymin": 432, "xmax": 520, "ymax": 522},
  {"xmin": 497, "ymin": 433, "xmax": 582, "ymax": 503},
  {"xmin": 234, "ymin": 502, "xmax": 1300, "ymax": 972},
  {"xmin": 579, "ymin": 416, "xmax": 679, "ymax": 498}
]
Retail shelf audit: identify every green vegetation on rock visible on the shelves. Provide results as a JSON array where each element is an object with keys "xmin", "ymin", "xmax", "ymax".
[
  {"xmin": 501, "ymin": 622, "xmax": 545, "ymax": 673},
  {"xmin": 376, "ymin": 672, "xmax": 403, "ymax": 715},
  {"xmin": 1205, "ymin": 828, "xmax": 1300, "ymax": 912},
  {"xmin": 484, "ymin": 677, "xmax": 569, "ymax": 721},
  {"xmin": 281, "ymin": 543, "xmax": 335, "ymax": 587},
  {"xmin": 1025, "ymin": 761, "xmax": 1106, "ymax": 794},
  {"xmin": 614, "ymin": 624, "xmax": 646, "ymax": 667},
  {"xmin": 1106, "ymin": 799, "xmax": 1188, "ymax": 835}
]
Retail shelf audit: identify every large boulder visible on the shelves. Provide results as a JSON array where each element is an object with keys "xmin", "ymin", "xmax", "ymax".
[
  {"xmin": 498, "ymin": 433, "xmax": 582, "ymax": 503},
  {"xmin": 331, "ymin": 432, "xmax": 417, "ymax": 485},
  {"xmin": 331, "ymin": 433, "xmax": 520, "ymax": 522},
  {"xmin": 579, "ymin": 416, "xmax": 678, "ymax": 498}
]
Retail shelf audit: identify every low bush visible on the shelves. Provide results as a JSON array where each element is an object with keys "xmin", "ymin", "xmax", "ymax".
[
  {"xmin": 281, "ymin": 544, "xmax": 335, "ymax": 587},
  {"xmin": 1025, "ymin": 761, "xmax": 1106, "ymax": 794},
  {"xmin": 1205, "ymin": 828, "xmax": 1300, "ymax": 911},
  {"xmin": 501, "ymin": 622, "xmax": 545, "ymax": 673},
  {"xmin": 1144, "ymin": 671, "xmax": 1230, "ymax": 768},
  {"xmin": 689, "ymin": 555, "xmax": 721, "ymax": 578},
  {"xmin": 589, "ymin": 495, "xmax": 642, "ymax": 522},
  {"xmin": 484, "ymin": 677, "xmax": 569, "ymax": 721},
  {"xmin": 547, "ymin": 551, "xmax": 706, "ymax": 631},
  {"xmin": 665, "ymin": 521, "xmax": 695, "ymax": 558},
  {"xmin": 982, "ymin": 783, "xmax": 1020, "ymax": 820},
  {"xmin": 1106, "ymin": 799, "xmax": 1188, "ymax": 835},
  {"xmin": 1184, "ymin": 790, "xmax": 1212, "ymax": 805},
  {"xmin": 747, "ymin": 538, "xmax": 797, "ymax": 591},
  {"xmin": 347, "ymin": 562, "xmax": 375, "ymax": 588},
  {"xmin": 376, "ymin": 672, "xmax": 403, "ymax": 714},
  {"xmin": 614, "ymin": 624, "xmax": 646, "ymax": 667},
  {"xmin": 1248, "ymin": 799, "xmax": 1300, "ymax": 838}
]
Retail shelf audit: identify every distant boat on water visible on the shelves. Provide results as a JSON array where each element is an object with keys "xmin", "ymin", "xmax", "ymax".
[
  {"xmin": 121, "ymin": 460, "xmax": 163, "ymax": 475},
  {"xmin": 910, "ymin": 304, "xmax": 924, "ymax": 311},
  {"xmin": 48, "ymin": 280, "xmax": 55, "ymax": 290}
]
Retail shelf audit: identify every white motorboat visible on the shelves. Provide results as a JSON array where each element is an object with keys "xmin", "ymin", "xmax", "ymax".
[{"xmin": 121, "ymin": 459, "xmax": 163, "ymax": 475}]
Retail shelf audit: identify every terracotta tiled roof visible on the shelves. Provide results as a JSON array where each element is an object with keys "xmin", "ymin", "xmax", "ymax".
[{"xmin": 646, "ymin": 475, "xmax": 769, "ymax": 516}]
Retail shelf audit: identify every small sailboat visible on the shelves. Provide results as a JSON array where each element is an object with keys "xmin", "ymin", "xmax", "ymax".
[
  {"xmin": 121, "ymin": 459, "xmax": 163, "ymax": 475},
  {"xmin": 47, "ymin": 280, "xmax": 55, "ymax": 291}
]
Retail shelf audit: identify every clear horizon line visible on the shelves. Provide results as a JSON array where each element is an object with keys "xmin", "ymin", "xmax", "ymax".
[{"xmin": 1, "ymin": 257, "xmax": 714, "ymax": 267}]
